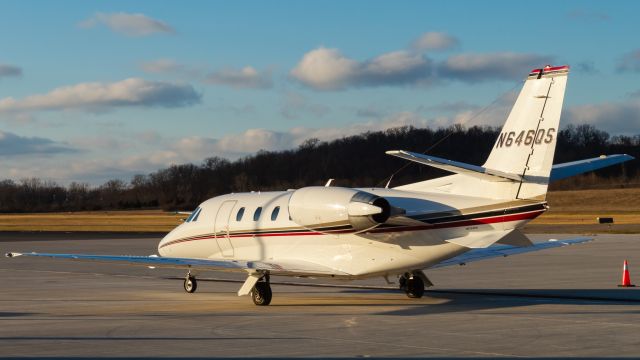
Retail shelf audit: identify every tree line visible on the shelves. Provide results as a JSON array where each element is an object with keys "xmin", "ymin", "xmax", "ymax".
[{"xmin": 0, "ymin": 124, "xmax": 637, "ymax": 212}]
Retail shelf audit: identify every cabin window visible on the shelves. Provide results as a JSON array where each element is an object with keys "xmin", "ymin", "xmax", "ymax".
[
  {"xmin": 253, "ymin": 207, "xmax": 262, "ymax": 221},
  {"xmin": 271, "ymin": 206, "xmax": 280, "ymax": 221},
  {"xmin": 191, "ymin": 207, "xmax": 202, "ymax": 222},
  {"xmin": 185, "ymin": 207, "xmax": 200, "ymax": 222},
  {"xmin": 236, "ymin": 207, "xmax": 245, "ymax": 221}
]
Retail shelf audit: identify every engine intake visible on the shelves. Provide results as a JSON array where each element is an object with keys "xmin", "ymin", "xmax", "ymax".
[{"xmin": 288, "ymin": 186, "xmax": 391, "ymax": 232}]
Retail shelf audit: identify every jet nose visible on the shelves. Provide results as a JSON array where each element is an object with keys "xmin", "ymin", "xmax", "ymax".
[{"xmin": 158, "ymin": 231, "xmax": 175, "ymax": 257}]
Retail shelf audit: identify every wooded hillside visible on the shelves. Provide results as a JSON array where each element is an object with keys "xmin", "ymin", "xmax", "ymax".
[{"xmin": 1, "ymin": 124, "xmax": 637, "ymax": 212}]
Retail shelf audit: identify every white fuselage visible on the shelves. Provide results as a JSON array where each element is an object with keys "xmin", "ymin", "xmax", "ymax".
[{"xmin": 158, "ymin": 187, "xmax": 545, "ymax": 279}]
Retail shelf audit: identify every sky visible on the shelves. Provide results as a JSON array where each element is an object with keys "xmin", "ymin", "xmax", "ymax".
[{"xmin": 1, "ymin": 0, "xmax": 639, "ymax": 185}]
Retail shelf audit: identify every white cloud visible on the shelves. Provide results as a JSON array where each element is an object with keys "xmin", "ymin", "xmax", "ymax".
[
  {"xmin": 215, "ymin": 129, "xmax": 293, "ymax": 156},
  {"xmin": 616, "ymin": 49, "xmax": 640, "ymax": 72},
  {"xmin": 290, "ymin": 47, "xmax": 432, "ymax": 90},
  {"xmin": 205, "ymin": 66, "xmax": 273, "ymax": 89},
  {"xmin": 128, "ymin": 107, "xmax": 510, "ymax": 172},
  {"xmin": 412, "ymin": 32, "xmax": 459, "ymax": 51},
  {"xmin": 79, "ymin": 12, "xmax": 175, "ymax": 37},
  {"xmin": 290, "ymin": 48, "xmax": 359, "ymax": 90},
  {"xmin": 564, "ymin": 97, "xmax": 640, "ymax": 135},
  {"xmin": 291, "ymin": 44, "xmax": 553, "ymax": 90},
  {"xmin": 361, "ymin": 51, "xmax": 433, "ymax": 85},
  {"xmin": 0, "ymin": 78, "xmax": 201, "ymax": 113},
  {"xmin": 0, "ymin": 64, "xmax": 22, "ymax": 79},
  {"xmin": 0, "ymin": 131, "xmax": 76, "ymax": 156},
  {"xmin": 205, "ymin": 112, "xmax": 435, "ymax": 159},
  {"xmin": 438, "ymin": 52, "xmax": 554, "ymax": 82},
  {"xmin": 141, "ymin": 59, "xmax": 272, "ymax": 90}
]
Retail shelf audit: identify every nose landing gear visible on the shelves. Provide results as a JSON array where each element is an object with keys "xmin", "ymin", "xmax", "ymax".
[
  {"xmin": 250, "ymin": 273, "xmax": 272, "ymax": 306},
  {"xmin": 184, "ymin": 273, "xmax": 197, "ymax": 293}
]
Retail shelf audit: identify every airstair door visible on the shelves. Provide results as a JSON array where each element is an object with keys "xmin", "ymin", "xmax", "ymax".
[{"xmin": 214, "ymin": 200, "xmax": 236, "ymax": 257}]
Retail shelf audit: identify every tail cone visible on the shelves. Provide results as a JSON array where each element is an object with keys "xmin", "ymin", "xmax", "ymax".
[{"xmin": 618, "ymin": 260, "xmax": 636, "ymax": 287}]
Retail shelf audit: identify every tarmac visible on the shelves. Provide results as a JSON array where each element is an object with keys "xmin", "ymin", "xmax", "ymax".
[{"xmin": 0, "ymin": 232, "xmax": 639, "ymax": 358}]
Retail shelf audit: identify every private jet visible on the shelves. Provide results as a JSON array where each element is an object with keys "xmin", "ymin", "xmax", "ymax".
[{"xmin": 6, "ymin": 65, "xmax": 634, "ymax": 305}]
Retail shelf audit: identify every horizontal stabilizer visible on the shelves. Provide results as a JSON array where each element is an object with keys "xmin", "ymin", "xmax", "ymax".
[
  {"xmin": 386, "ymin": 150, "xmax": 522, "ymax": 182},
  {"xmin": 551, "ymin": 154, "xmax": 635, "ymax": 182}
]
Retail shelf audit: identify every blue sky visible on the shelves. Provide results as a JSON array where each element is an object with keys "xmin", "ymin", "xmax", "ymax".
[{"xmin": 1, "ymin": 1, "xmax": 639, "ymax": 184}]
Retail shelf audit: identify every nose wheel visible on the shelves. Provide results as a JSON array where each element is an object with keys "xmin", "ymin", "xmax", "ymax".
[
  {"xmin": 184, "ymin": 274, "xmax": 197, "ymax": 293},
  {"xmin": 250, "ymin": 274, "xmax": 272, "ymax": 306}
]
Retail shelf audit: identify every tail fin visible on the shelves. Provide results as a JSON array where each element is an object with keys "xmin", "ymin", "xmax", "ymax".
[
  {"xmin": 392, "ymin": 65, "xmax": 569, "ymax": 200},
  {"xmin": 483, "ymin": 65, "xmax": 569, "ymax": 199}
]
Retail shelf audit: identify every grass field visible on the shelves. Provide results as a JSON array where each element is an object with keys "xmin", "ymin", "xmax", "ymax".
[
  {"xmin": 0, "ymin": 188, "xmax": 638, "ymax": 233},
  {"xmin": 0, "ymin": 210, "xmax": 183, "ymax": 232}
]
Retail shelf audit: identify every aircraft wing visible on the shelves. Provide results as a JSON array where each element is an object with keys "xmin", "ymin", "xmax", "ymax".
[
  {"xmin": 4, "ymin": 252, "xmax": 348, "ymax": 277},
  {"xmin": 431, "ymin": 237, "xmax": 592, "ymax": 268},
  {"xmin": 550, "ymin": 154, "xmax": 634, "ymax": 181}
]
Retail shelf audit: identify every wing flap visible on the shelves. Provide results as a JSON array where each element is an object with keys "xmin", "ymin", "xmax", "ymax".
[{"xmin": 433, "ymin": 237, "xmax": 592, "ymax": 268}]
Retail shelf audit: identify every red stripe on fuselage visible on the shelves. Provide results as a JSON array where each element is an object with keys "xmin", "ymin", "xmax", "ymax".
[
  {"xmin": 159, "ymin": 209, "xmax": 544, "ymax": 249},
  {"xmin": 370, "ymin": 209, "xmax": 543, "ymax": 234}
]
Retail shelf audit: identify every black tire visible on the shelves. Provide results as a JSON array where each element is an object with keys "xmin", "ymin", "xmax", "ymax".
[
  {"xmin": 398, "ymin": 274, "xmax": 407, "ymax": 290},
  {"xmin": 251, "ymin": 282, "xmax": 272, "ymax": 306},
  {"xmin": 405, "ymin": 276, "xmax": 424, "ymax": 298},
  {"xmin": 184, "ymin": 276, "xmax": 197, "ymax": 293}
]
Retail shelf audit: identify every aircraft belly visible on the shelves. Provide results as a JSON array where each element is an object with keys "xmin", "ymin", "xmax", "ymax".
[
  {"xmin": 341, "ymin": 230, "xmax": 470, "ymax": 276},
  {"xmin": 160, "ymin": 224, "xmax": 502, "ymax": 278},
  {"xmin": 211, "ymin": 232, "xmax": 465, "ymax": 277}
]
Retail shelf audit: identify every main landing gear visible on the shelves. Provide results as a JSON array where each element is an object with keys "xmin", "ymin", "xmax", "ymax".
[
  {"xmin": 184, "ymin": 273, "xmax": 197, "ymax": 293},
  {"xmin": 399, "ymin": 272, "xmax": 425, "ymax": 298},
  {"xmin": 250, "ymin": 273, "xmax": 272, "ymax": 306},
  {"xmin": 183, "ymin": 270, "xmax": 273, "ymax": 305}
]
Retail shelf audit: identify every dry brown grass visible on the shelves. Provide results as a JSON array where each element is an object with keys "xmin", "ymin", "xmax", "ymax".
[
  {"xmin": 0, "ymin": 210, "xmax": 183, "ymax": 232},
  {"xmin": 544, "ymin": 187, "xmax": 640, "ymax": 213},
  {"xmin": 532, "ymin": 188, "xmax": 640, "ymax": 226},
  {"xmin": 526, "ymin": 188, "xmax": 640, "ymax": 233}
]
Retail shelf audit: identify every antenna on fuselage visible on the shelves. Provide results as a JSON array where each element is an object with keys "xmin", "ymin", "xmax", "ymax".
[
  {"xmin": 375, "ymin": 81, "xmax": 521, "ymax": 188},
  {"xmin": 324, "ymin": 179, "xmax": 334, "ymax": 187},
  {"xmin": 385, "ymin": 175, "xmax": 394, "ymax": 189}
]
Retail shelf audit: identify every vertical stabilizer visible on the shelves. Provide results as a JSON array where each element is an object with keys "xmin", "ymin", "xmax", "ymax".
[{"xmin": 483, "ymin": 65, "xmax": 569, "ymax": 199}]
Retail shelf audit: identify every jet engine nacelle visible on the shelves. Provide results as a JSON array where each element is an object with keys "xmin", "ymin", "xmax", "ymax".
[{"xmin": 288, "ymin": 186, "xmax": 391, "ymax": 232}]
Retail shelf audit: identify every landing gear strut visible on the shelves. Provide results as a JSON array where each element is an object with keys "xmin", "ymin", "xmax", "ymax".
[
  {"xmin": 399, "ymin": 272, "xmax": 424, "ymax": 298},
  {"xmin": 184, "ymin": 273, "xmax": 197, "ymax": 293},
  {"xmin": 251, "ymin": 273, "xmax": 272, "ymax": 306}
]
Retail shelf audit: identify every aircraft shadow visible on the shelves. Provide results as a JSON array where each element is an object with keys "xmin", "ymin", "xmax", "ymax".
[{"xmin": 369, "ymin": 288, "xmax": 640, "ymax": 316}]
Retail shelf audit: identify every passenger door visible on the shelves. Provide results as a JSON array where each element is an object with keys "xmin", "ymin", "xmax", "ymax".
[{"xmin": 214, "ymin": 200, "xmax": 236, "ymax": 257}]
